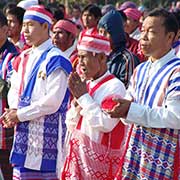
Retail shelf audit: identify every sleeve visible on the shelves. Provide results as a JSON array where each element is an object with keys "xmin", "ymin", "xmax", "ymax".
[
  {"xmin": 77, "ymin": 93, "xmax": 120, "ymax": 133},
  {"xmin": 8, "ymin": 70, "xmax": 20, "ymax": 109},
  {"xmin": 17, "ymin": 69, "xmax": 68, "ymax": 122},
  {"xmin": 125, "ymin": 70, "xmax": 180, "ymax": 129}
]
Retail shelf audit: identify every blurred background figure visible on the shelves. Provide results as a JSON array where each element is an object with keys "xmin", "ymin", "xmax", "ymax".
[
  {"xmin": 118, "ymin": 1, "xmax": 137, "ymax": 11},
  {"xmin": 101, "ymin": 4, "xmax": 115, "ymax": 16},
  {"xmin": 0, "ymin": 11, "xmax": 19, "ymax": 180},
  {"xmin": 123, "ymin": 8, "xmax": 142, "ymax": 40},
  {"xmin": 7, "ymin": 7, "xmax": 25, "ymax": 51},
  {"xmin": 71, "ymin": 4, "xmax": 83, "ymax": 28},
  {"xmin": 81, "ymin": 4, "xmax": 102, "ymax": 35}
]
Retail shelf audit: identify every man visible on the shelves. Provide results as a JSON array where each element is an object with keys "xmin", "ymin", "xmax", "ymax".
[
  {"xmin": 81, "ymin": 4, "xmax": 102, "ymax": 35},
  {"xmin": 61, "ymin": 34, "xmax": 126, "ymax": 179},
  {"xmin": 107, "ymin": 8, "xmax": 180, "ymax": 179},
  {"xmin": 52, "ymin": 19, "xmax": 77, "ymax": 58},
  {"xmin": 7, "ymin": 6, "xmax": 25, "ymax": 50},
  {"xmin": 0, "ymin": 11, "xmax": 18, "ymax": 180},
  {"xmin": 1, "ymin": 5, "xmax": 72, "ymax": 179},
  {"xmin": 98, "ymin": 10, "xmax": 139, "ymax": 88}
]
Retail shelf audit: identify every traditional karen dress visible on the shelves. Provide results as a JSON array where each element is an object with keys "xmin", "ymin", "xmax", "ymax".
[
  {"xmin": 115, "ymin": 49, "xmax": 180, "ymax": 180},
  {"xmin": 0, "ymin": 40, "xmax": 18, "ymax": 180},
  {"xmin": 62, "ymin": 71, "xmax": 127, "ymax": 180},
  {"xmin": 8, "ymin": 39, "xmax": 72, "ymax": 179}
]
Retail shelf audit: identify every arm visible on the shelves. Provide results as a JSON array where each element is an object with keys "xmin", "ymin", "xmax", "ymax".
[{"xmin": 77, "ymin": 93, "xmax": 120, "ymax": 132}]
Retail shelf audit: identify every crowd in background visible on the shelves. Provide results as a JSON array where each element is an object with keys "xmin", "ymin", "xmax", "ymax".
[{"xmin": 0, "ymin": 0, "xmax": 180, "ymax": 180}]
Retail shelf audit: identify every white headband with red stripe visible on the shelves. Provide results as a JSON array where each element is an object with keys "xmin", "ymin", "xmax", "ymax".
[{"xmin": 77, "ymin": 34, "xmax": 111, "ymax": 56}]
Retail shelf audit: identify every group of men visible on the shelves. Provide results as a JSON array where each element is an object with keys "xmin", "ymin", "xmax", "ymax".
[{"xmin": 0, "ymin": 2, "xmax": 179, "ymax": 180}]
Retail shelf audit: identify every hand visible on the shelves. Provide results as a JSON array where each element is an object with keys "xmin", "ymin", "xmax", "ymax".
[
  {"xmin": 106, "ymin": 98, "xmax": 131, "ymax": 119},
  {"xmin": 1, "ymin": 108, "xmax": 19, "ymax": 128},
  {"xmin": 68, "ymin": 72, "xmax": 87, "ymax": 99}
]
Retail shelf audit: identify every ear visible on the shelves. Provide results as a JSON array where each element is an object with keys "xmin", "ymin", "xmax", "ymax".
[
  {"xmin": 98, "ymin": 52, "xmax": 107, "ymax": 65},
  {"xmin": 167, "ymin": 31, "xmax": 176, "ymax": 44},
  {"xmin": 42, "ymin": 22, "xmax": 49, "ymax": 31}
]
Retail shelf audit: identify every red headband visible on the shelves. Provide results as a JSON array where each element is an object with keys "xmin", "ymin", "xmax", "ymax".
[{"xmin": 53, "ymin": 20, "xmax": 78, "ymax": 36}]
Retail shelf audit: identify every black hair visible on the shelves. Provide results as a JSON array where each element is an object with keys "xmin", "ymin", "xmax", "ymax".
[
  {"xmin": 147, "ymin": 8, "xmax": 179, "ymax": 36},
  {"xmin": 0, "ymin": 11, "xmax": 8, "ymax": 26},
  {"xmin": 3, "ymin": 2, "xmax": 16, "ymax": 15},
  {"xmin": 82, "ymin": 4, "xmax": 102, "ymax": 19},
  {"xmin": 7, "ymin": 7, "xmax": 25, "ymax": 25}
]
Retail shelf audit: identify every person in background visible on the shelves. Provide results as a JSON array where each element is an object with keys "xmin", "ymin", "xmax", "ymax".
[
  {"xmin": 118, "ymin": 1, "xmax": 137, "ymax": 11},
  {"xmin": 123, "ymin": 7, "xmax": 142, "ymax": 41},
  {"xmin": 7, "ymin": 7, "xmax": 25, "ymax": 51},
  {"xmin": 101, "ymin": 4, "xmax": 115, "ymax": 16},
  {"xmin": 52, "ymin": 19, "xmax": 78, "ymax": 59},
  {"xmin": 61, "ymin": 33, "xmax": 126, "ymax": 179},
  {"xmin": 71, "ymin": 4, "xmax": 83, "ymax": 29},
  {"xmin": 119, "ymin": 10, "xmax": 147, "ymax": 62},
  {"xmin": 98, "ymin": 10, "xmax": 140, "ymax": 88},
  {"xmin": 0, "ymin": 11, "xmax": 19, "ymax": 180},
  {"xmin": 107, "ymin": 8, "xmax": 180, "ymax": 179},
  {"xmin": 1, "ymin": 5, "xmax": 72, "ymax": 180},
  {"xmin": 81, "ymin": 4, "xmax": 102, "ymax": 36}
]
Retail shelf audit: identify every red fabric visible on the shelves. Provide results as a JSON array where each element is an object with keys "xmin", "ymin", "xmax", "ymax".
[{"xmin": 18, "ymin": 53, "xmax": 29, "ymax": 96}]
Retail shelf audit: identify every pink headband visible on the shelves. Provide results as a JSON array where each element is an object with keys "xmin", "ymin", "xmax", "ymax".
[
  {"xmin": 77, "ymin": 34, "xmax": 111, "ymax": 56},
  {"xmin": 124, "ymin": 8, "xmax": 141, "ymax": 21},
  {"xmin": 53, "ymin": 20, "xmax": 78, "ymax": 36}
]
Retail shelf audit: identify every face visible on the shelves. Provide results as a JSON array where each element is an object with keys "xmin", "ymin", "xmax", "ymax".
[
  {"xmin": 140, "ymin": 16, "xmax": 175, "ymax": 60},
  {"xmin": 22, "ymin": 19, "xmax": 47, "ymax": 47},
  {"xmin": 124, "ymin": 17, "xmax": 139, "ymax": 34},
  {"xmin": 52, "ymin": 27, "xmax": 72, "ymax": 51},
  {"xmin": 98, "ymin": 27, "xmax": 113, "ymax": 49},
  {"xmin": 78, "ymin": 50, "xmax": 101, "ymax": 80},
  {"xmin": 7, "ymin": 14, "xmax": 22, "ymax": 38},
  {"xmin": 82, "ymin": 11, "xmax": 98, "ymax": 29},
  {"xmin": 72, "ymin": 8, "xmax": 81, "ymax": 19}
]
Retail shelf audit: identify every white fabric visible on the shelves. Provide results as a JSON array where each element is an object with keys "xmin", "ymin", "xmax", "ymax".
[
  {"xmin": 129, "ymin": 27, "xmax": 141, "ymax": 41},
  {"xmin": 66, "ymin": 71, "xmax": 126, "ymax": 142},
  {"xmin": 125, "ymin": 49, "xmax": 180, "ymax": 129},
  {"xmin": 17, "ymin": 0, "xmax": 39, "ymax": 10},
  {"xmin": 8, "ymin": 39, "xmax": 68, "ymax": 122},
  {"xmin": 8, "ymin": 38, "xmax": 69, "ymax": 172}
]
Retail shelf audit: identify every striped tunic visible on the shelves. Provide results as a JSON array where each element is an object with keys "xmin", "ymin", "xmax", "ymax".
[{"xmin": 116, "ymin": 50, "xmax": 180, "ymax": 180}]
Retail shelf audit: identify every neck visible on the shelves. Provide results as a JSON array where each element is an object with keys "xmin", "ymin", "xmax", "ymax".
[
  {"xmin": 10, "ymin": 35, "xmax": 20, "ymax": 45},
  {"xmin": 91, "ymin": 69, "xmax": 107, "ymax": 80},
  {"xmin": 33, "ymin": 36, "xmax": 49, "ymax": 47}
]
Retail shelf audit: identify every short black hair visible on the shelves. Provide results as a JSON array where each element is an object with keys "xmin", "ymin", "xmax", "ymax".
[
  {"xmin": 7, "ymin": 7, "xmax": 25, "ymax": 25},
  {"xmin": 0, "ymin": 11, "xmax": 8, "ymax": 26},
  {"xmin": 3, "ymin": 2, "xmax": 16, "ymax": 15},
  {"xmin": 82, "ymin": 4, "xmax": 102, "ymax": 19},
  {"xmin": 147, "ymin": 8, "xmax": 179, "ymax": 36}
]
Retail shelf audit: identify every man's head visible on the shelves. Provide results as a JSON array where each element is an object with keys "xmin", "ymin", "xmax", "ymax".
[
  {"xmin": 0, "ymin": 11, "xmax": 8, "ymax": 47},
  {"xmin": 72, "ymin": 4, "xmax": 81, "ymax": 20},
  {"xmin": 22, "ymin": 5, "xmax": 53, "ymax": 47},
  {"xmin": 77, "ymin": 34, "xmax": 111, "ymax": 80},
  {"xmin": 82, "ymin": 4, "xmax": 102, "ymax": 29},
  {"xmin": 123, "ymin": 8, "xmax": 141, "ymax": 34},
  {"xmin": 7, "ymin": 7, "xmax": 25, "ymax": 41},
  {"xmin": 52, "ymin": 19, "xmax": 77, "ymax": 51},
  {"xmin": 140, "ymin": 8, "xmax": 178, "ymax": 61}
]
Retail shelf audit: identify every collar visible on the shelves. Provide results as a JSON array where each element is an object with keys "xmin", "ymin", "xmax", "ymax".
[
  {"xmin": 148, "ymin": 49, "xmax": 177, "ymax": 70},
  {"xmin": 88, "ymin": 71, "xmax": 111, "ymax": 88},
  {"xmin": 31, "ymin": 39, "xmax": 53, "ymax": 54},
  {"xmin": 63, "ymin": 39, "xmax": 77, "ymax": 58}
]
